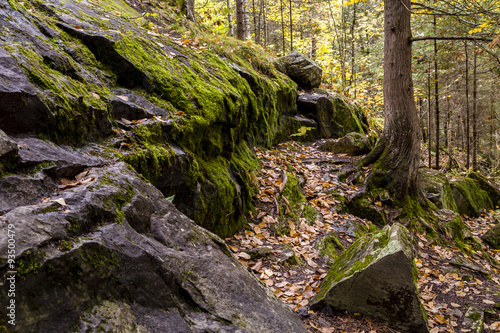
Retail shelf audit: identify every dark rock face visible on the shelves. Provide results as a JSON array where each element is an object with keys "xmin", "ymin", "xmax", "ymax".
[
  {"xmin": 0, "ymin": 174, "xmax": 57, "ymax": 214},
  {"xmin": 0, "ymin": 48, "xmax": 54, "ymax": 135},
  {"xmin": 0, "ymin": 0, "xmax": 301, "ymax": 238},
  {"xmin": 297, "ymin": 91, "xmax": 368, "ymax": 139},
  {"xmin": 275, "ymin": 51, "xmax": 322, "ymax": 90},
  {"xmin": 311, "ymin": 224, "xmax": 428, "ymax": 333},
  {"xmin": 14, "ymin": 137, "xmax": 104, "ymax": 178},
  {"xmin": 0, "ymin": 163, "xmax": 307, "ymax": 333}
]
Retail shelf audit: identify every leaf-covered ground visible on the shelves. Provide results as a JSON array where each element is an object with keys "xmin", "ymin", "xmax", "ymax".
[{"xmin": 226, "ymin": 140, "xmax": 500, "ymax": 332}]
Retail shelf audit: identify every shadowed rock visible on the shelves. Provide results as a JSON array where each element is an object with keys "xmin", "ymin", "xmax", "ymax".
[{"xmin": 0, "ymin": 163, "xmax": 307, "ymax": 333}]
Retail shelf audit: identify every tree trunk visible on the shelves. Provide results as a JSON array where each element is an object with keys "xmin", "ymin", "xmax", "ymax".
[
  {"xmin": 280, "ymin": 0, "xmax": 285, "ymax": 54},
  {"xmin": 180, "ymin": 0, "xmax": 195, "ymax": 21},
  {"xmin": 360, "ymin": 0, "xmax": 420, "ymax": 201},
  {"xmin": 256, "ymin": 0, "xmax": 262, "ymax": 44},
  {"xmin": 472, "ymin": 48, "xmax": 478, "ymax": 171},
  {"xmin": 351, "ymin": 1, "xmax": 357, "ymax": 99},
  {"xmin": 434, "ymin": 16, "xmax": 440, "ymax": 170},
  {"xmin": 465, "ymin": 41, "xmax": 470, "ymax": 169},
  {"xmin": 427, "ymin": 59, "xmax": 432, "ymax": 168},
  {"xmin": 227, "ymin": 0, "xmax": 234, "ymax": 36},
  {"xmin": 236, "ymin": 0, "xmax": 249, "ymax": 40},
  {"xmin": 289, "ymin": 0, "xmax": 293, "ymax": 52}
]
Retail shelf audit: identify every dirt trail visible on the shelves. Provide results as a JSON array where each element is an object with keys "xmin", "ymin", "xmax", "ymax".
[{"xmin": 226, "ymin": 140, "xmax": 500, "ymax": 332}]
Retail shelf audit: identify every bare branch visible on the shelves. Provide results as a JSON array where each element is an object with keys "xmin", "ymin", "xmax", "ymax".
[{"xmin": 411, "ymin": 36, "xmax": 493, "ymax": 43}]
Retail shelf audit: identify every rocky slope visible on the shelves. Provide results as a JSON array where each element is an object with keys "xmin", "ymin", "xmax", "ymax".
[{"xmin": 0, "ymin": 0, "xmax": 371, "ymax": 331}]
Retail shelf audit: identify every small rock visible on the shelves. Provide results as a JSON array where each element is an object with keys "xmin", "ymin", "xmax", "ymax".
[
  {"xmin": 318, "ymin": 132, "xmax": 372, "ymax": 156},
  {"xmin": 248, "ymin": 246, "xmax": 272, "ymax": 260},
  {"xmin": 462, "ymin": 306, "xmax": 484, "ymax": 333},
  {"xmin": 0, "ymin": 129, "xmax": 18, "ymax": 158},
  {"xmin": 482, "ymin": 223, "xmax": 500, "ymax": 249}
]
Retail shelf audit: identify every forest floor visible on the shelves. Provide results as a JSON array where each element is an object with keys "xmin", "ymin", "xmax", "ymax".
[{"xmin": 225, "ymin": 140, "xmax": 500, "ymax": 332}]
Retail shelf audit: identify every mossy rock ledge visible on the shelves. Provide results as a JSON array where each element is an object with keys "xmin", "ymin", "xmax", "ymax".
[
  {"xmin": 0, "ymin": 0, "xmax": 304, "ymax": 237},
  {"xmin": 310, "ymin": 224, "xmax": 429, "ymax": 333}
]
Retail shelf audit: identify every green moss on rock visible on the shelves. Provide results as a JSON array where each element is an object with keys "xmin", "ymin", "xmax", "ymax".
[{"xmin": 450, "ymin": 177, "xmax": 493, "ymax": 217}]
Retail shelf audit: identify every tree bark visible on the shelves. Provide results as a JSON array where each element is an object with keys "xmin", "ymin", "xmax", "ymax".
[
  {"xmin": 472, "ymin": 48, "xmax": 478, "ymax": 171},
  {"xmin": 280, "ymin": 0, "xmax": 285, "ymax": 54},
  {"xmin": 427, "ymin": 59, "xmax": 432, "ymax": 168},
  {"xmin": 236, "ymin": 0, "xmax": 249, "ymax": 40},
  {"xmin": 227, "ymin": 0, "xmax": 234, "ymax": 36},
  {"xmin": 360, "ymin": 0, "xmax": 420, "ymax": 201},
  {"xmin": 465, "ymin": 41, "xmax": 470, "ymax": 169},
  {"xmin": 180, "ymin": 0, "xmax": 195, "ymax": 21},
  {"xmin": 434, "ymin": 16, "xmax": 440, "ymax": 170},
  {"xmin": 289, "ymin": 0, "xmax": 293, "ymax": 51}
]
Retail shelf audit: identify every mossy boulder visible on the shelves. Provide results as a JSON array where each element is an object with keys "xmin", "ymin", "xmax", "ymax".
[
  {"xmin": 345, "ymin": 193, "xmax": 387, "ymax": 226},
  {"xmin": 435, "ymin": 209, "xmax": 472, "ymax": 249},
  {"xmin": 315, "ymin": 233, "xmax": 345, "ymax": 263},
  {"xmin": 297, "ymin": 90, "xmax": 368, "ymax": 139},
  {"xmin": 482, "ymin": 223, "xmax": 500, "ymax": 249},
  {"xmin": 419, "ymin": 169, "xmax": 459, "ymax": 212},
  {"xmin": 468, "ymin": 172, "xmax": 500, "ymax": 209},
  {"xmin": 450, "ymin": 177, "xmax": 493, "ymax": 217},
  {"xmin": 318, "ymin": 132, "xmax": 372, "ymax": 156},
  {"xmin": 310, "ymin": 224, "xmax": 428, "ymax": 333}
]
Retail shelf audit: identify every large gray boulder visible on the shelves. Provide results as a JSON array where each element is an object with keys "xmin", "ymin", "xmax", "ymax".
[
  {"xmin": 0, "ymin": 163, "xmax": 307, "ymax": 333},
  {"xmin": 310, "ymin": 224, "xmax": 428, "ymax": 333},
  {"xmin": 275, "ymin": 51, "xmax": 322, "ymax": 90}
]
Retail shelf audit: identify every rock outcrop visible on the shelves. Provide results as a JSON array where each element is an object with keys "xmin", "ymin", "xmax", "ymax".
[
  {"xmin": 0, "ymin": 0, "xmax": 299, "ymax": 237},
  {"xmin": 275, "ymin": 51, "xmax": 322, "ymax": 89},
  {"xmin": 0, "ymin": 162, "xmax": 307, "ymax": 333},
  {"xmin": 296, "ymin": 90, "xmax": 368, "ymax": 139},
  {"xmin": 310, "ymin": 224, "xmax": 428, "ymax": 333}
]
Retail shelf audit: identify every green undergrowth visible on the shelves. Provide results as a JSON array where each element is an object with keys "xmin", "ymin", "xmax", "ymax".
[{"xmin": 279, "ymin": 172, "xmax": 318, "ymax": 223}]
